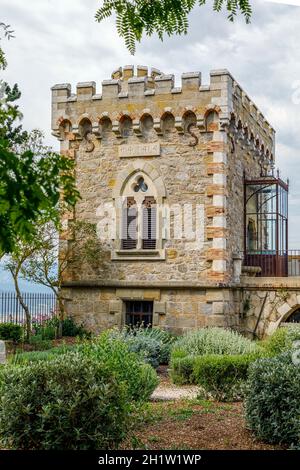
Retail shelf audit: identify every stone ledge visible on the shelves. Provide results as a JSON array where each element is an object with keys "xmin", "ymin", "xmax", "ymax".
[
  {"xmin": 61, "ymin": 280, "xmax": 233, "ymax": 289},
  {"xmin": 241, "ymin": 276, "xmax": 300, "ymax": 289},
  {"xmin": 111, "ymin": 248, "xmax": 166, "ymax": 261}
]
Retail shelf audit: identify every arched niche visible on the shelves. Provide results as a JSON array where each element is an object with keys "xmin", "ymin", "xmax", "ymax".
[
  {"xmin": 140, "ymin": 114, "xmax": 154, "ymax": 138},
  {"xmin": 59, "ymin": 119, "xmax": 72, "ymax": 140},
  {"xmin": 161, "ymin": 112, "xmax": 175, "ymax": 136},
  {"xmin": 182, "ymin": 111, "xmax": 197, "ymax": 134},
  {"xmin": 119, "ymin": 115, "xmax": 133, "ymax": 138},
  {"xmin": 99, "ymin": 116, "xmax": 112, "ymax": 137},
  {"xmin": 205, "ymin": 110, "xmax": 219, "ymax": 132},
  {"xmin": 78, "ymin": 117, "xmax": 92, "ymax": 139}
]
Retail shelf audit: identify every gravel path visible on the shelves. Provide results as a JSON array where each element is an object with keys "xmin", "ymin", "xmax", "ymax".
[
  {"xmin": 151, "ymin": 382, "xmax": 199, "ymax": 401},
  {"xmin": 150, "ymin": 365, "xmax": 199, "ymax": 401}
]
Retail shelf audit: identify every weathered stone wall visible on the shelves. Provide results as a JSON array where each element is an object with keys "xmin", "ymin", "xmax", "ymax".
[
  {"xmin": 62, "ymin": 285, "xmax": 239, "ymax": 334},
  {"xmin": 52, "ymin": 66, "xmax": 276, "ymax": 334},
  {"xmin": 240, "ymin": 276, "xmax": 300, "ymax": 338}
]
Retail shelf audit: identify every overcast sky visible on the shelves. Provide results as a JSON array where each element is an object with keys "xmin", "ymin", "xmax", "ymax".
[{"xmin": 1, "ymin": 0, "xmax": 300, "ymax": 278}]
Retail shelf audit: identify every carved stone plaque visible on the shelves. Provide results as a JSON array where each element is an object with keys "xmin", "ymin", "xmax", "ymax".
[{"xmin": 119, "ymin": 142, "xmax": 160, "ymax": 158}]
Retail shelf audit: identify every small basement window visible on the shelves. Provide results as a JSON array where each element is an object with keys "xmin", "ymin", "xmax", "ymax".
[{"xmin": 125, "ymin": 300, "xmax": 153, "ymax": 327}]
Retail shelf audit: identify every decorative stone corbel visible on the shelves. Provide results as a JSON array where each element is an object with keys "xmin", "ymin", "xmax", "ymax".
[
  {"xmin": 153, "ymin": 118, "xmax": 163, "ymax": 136},
  {"xmin": 175, "ymin": 116, "xmax": 184, "ymax": 134},
  {"xmin": 133, "ymin": 119, "xmax": 142, "ymax": 137},
  {"xmin": 92, "ymin": 123, "xmax": 101, "ymax": 139},
  {"xmin": 112, "ymin": 120, "xmax": 121, "ymax": 138}
]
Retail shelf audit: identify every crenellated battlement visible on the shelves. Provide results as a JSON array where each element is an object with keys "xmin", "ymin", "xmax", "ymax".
[{"xmin": 51, "ymin": 66, "xmax": 275, "ymax": 162}]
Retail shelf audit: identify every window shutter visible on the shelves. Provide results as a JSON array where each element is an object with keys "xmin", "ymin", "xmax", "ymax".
[
  {"xmin": 121, "ymin": 198, "xmax": 137, "ymax": 249},
  {"xmin": 121, "ymin": 206, "xmax": 128, "ymax": 241},
  {"xmin": 142, "ymin": 197, "xmax": 156, "ymax": 249}
]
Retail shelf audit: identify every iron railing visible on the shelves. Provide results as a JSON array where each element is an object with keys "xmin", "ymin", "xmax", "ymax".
[
  {"xmin": 0, "ymin": 292, "xmax": 57, "ymax": 325},
  {"xmin": 243, "ymin": 250, "xmax": 300, "ymax": 277}
]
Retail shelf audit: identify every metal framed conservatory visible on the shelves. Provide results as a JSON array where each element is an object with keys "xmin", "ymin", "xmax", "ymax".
[{"xmin": 244, "ymin": 175, "xmax": 289, "ymax": 276}]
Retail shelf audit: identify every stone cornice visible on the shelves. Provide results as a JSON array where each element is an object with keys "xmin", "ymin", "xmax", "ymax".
[{"xmin": 62, "ymin": 280, "xmax": 234, "ymax": 289}]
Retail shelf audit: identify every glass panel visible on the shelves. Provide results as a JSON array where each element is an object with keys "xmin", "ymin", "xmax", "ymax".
[{"xmin": 244, "ymin": 178, "xmax": 288, "ymax": 276}]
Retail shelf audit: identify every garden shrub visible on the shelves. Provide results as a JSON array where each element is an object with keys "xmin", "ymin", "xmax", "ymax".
[
  {"xmin": 12, "ymin": 343, "xmax": 78, "ymax": 365},
  {"xmin": 61, "ymin": 316, "xmax": 91, "ymax": 338},
  {"xmin": 192, "ymin": 353, "xmax": 260, "ymax": 401},
  {"xmin": 170, "ymin": 355, "xmax": 195, "ymax": 385},
  {"xmin": 29, "ymin": 334, "xmax": 52, "ymax": 351},
  {"xmin": 110, "ymin": 326, "xmax": 176, "ymax": 368},
  {"xmin": 13, "ymin": 332, "xmax": 158, "ymax": 402},
  {"xmin": 80, "ymin": 332, "xmax": 159, "ymax": 401},
  {"xmin": 0, "ymin": 353, "xmax": 131, "ymax": 450},
  {"xmin": 32, "ymin": 318, "xmax": 57, "ymax": 340},
  {"xmin": 33, "ymin": 316, "xmax": 91, "ymax": 340},
  {"xmin": 171, "ymin": 352, "xmax": 262, "ymax": 400},
  {"xmin": 171, "ymin": 327, "xmax": 261, "ymax": 359},
  {"xmin": 245, "ymin": 352, "xmax": 300, "ymax": 446},
  {"xmin": 125, "ymin": 334, "xmax": 161, "ymax": 368},
  {"xmin": 261, "ymin": 324, "xmax": 300, "ymax": 356},
  {"xmin": 170, "ymin": 328, "xmax": 264, "ymax": 394},
  {"xmin": 137, "ymin": 327, "xmax": 176, "ymax": 364},
  {"xmin": 0, "ymin": 323, "xmax": 22, "ymax": 343}
]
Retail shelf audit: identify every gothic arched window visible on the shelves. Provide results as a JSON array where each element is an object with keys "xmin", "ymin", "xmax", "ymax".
[{"xmin": 120, "ymin": 173, "xmax": 157, "ymax": 250}]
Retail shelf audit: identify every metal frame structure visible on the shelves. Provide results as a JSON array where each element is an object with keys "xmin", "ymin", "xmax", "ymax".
[{"xmin": 244, "ymin": 175, "xmax": 289, "ymax": 276}]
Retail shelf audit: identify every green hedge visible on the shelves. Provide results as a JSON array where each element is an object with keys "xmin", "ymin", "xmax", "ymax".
[
  {"xmin": 261, "ymin": 324, "xmax": 300, "ymax": 356},
  {"xmin": 0, "ymin": 323, "xmax": 22, "ymax": 343},
  {"xmin": 193, "ymin": 354, "xmax": 260, "ymax": 401},
  {"xmin": 0, "ymin": 353, "xmax": 131, "ymax": 449},
  {"xmin": 245, "ymin": 352, "xmax": 300, "ymax": 446},
  {"xmin": 170, "ymin": 355, "xmax": 195, "ymax": 385},
  {"xmin": 171, "ymin": 352, "xmax": 263, "ymax": 401},
  {"xmin": 170, "ymin": 327, "xmax": 263, "ymax": 400}
]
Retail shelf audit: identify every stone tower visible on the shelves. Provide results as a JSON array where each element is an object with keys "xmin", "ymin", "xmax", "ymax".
[{"xmin": 51, "ymin": 65, "xmax": 276, "ymax": 334}]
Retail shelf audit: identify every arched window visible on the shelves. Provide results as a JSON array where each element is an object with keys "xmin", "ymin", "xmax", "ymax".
[
  {"xmin": 286, "ymin": 309, "xmax": 300, "ymax": 323},
  {"xmin": 120, "ymin": 173, "xmax": 157, "ymax": 250}
]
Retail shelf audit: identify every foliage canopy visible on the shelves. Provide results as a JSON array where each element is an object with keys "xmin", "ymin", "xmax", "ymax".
[{"xmin": 95, "ymin": 0, "xmax": 252, "ymax": 54}]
